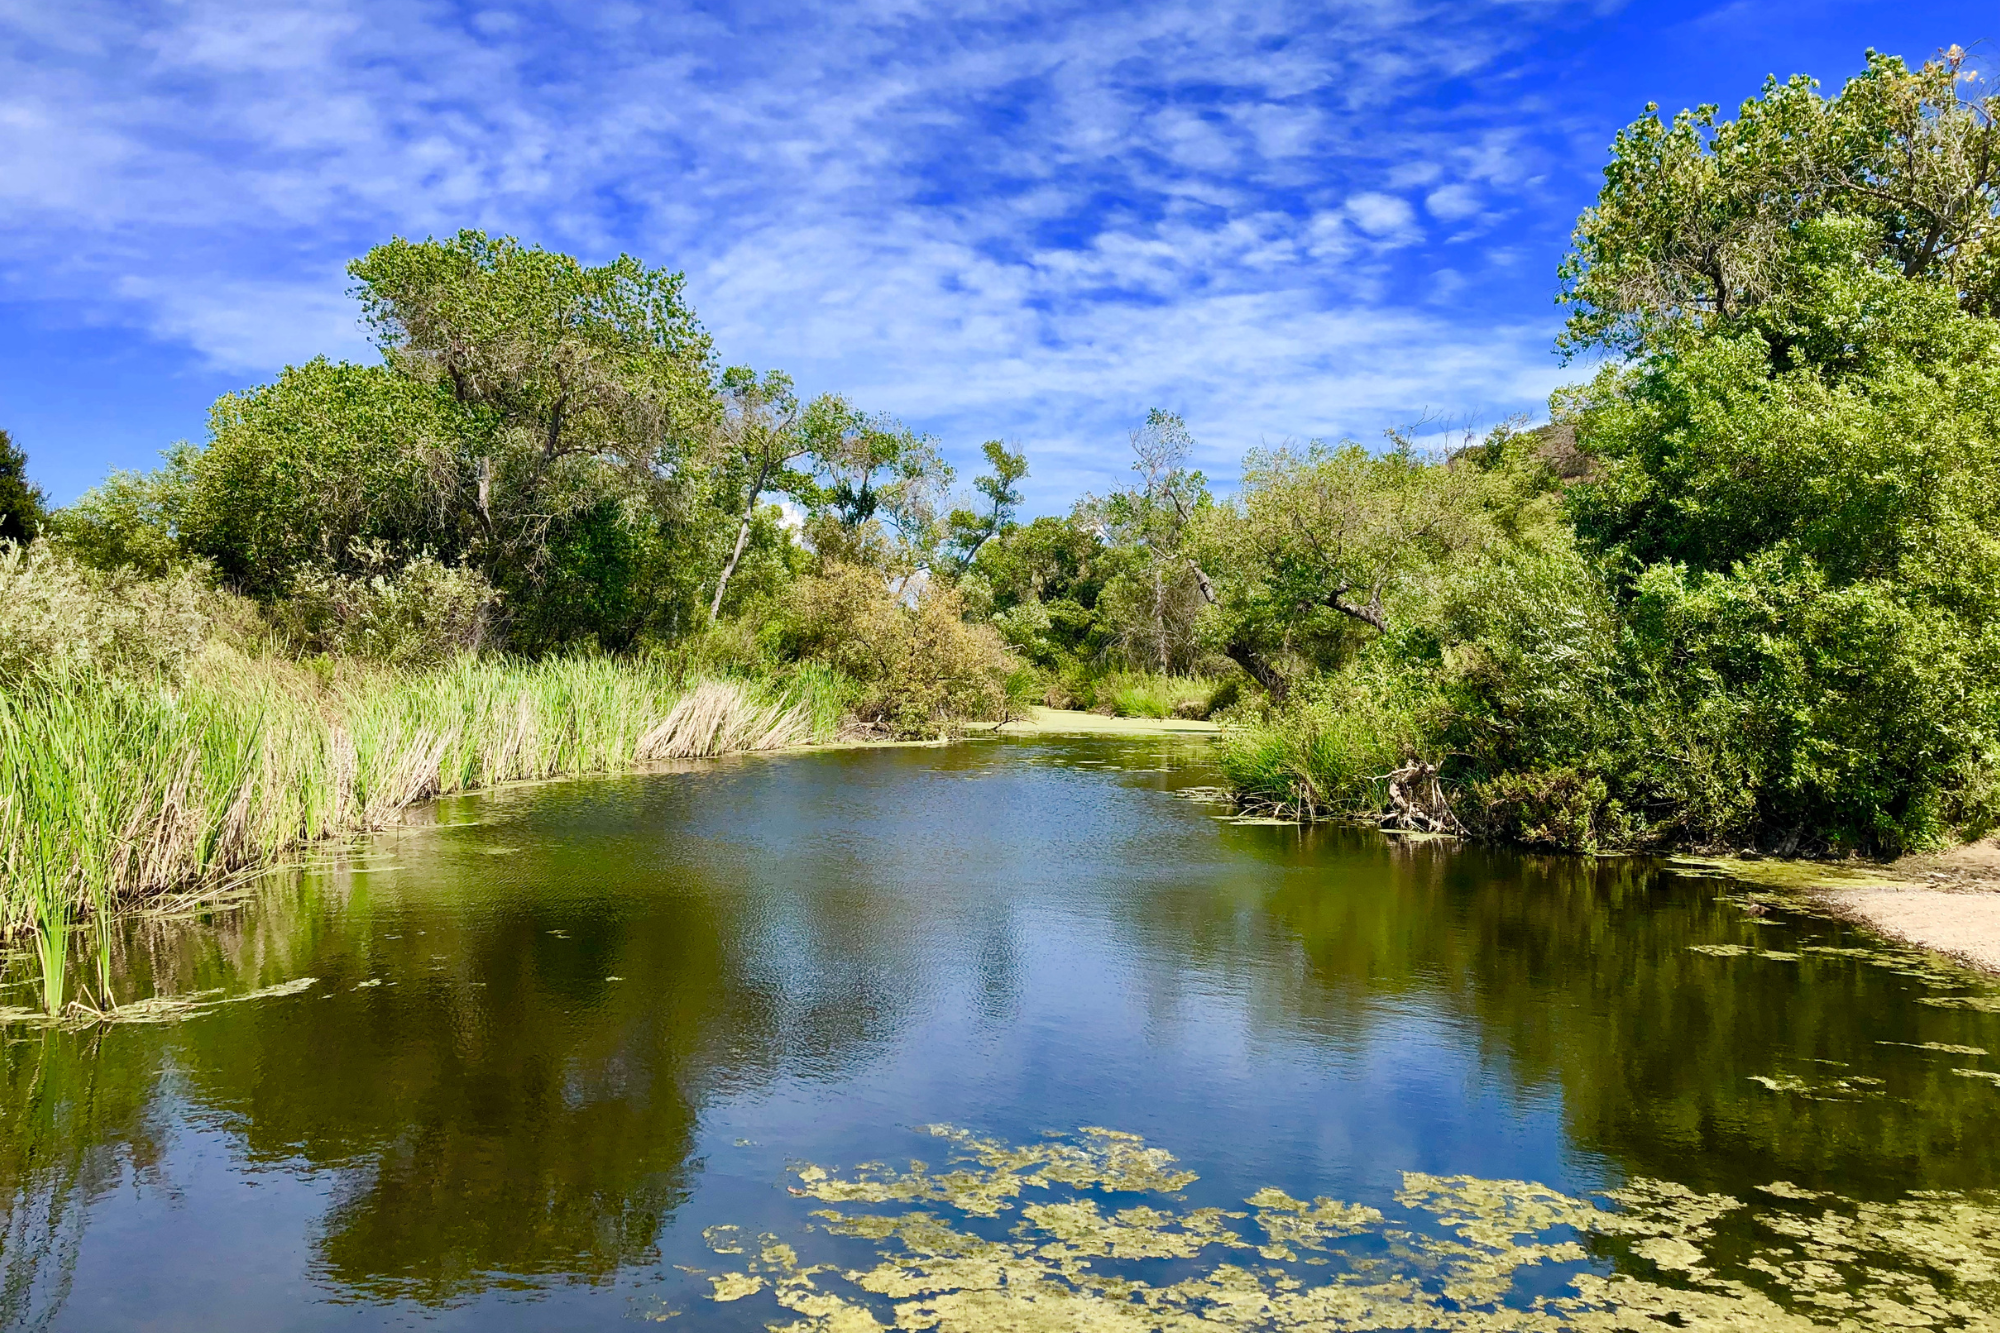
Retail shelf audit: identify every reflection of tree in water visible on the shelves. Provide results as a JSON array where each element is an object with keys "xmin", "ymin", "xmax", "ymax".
[
  {"xmin": 1127, "ymin": 823, "xmax": 2000, "ymax": 1197},
  {"xmin": 0, "ymin": 770, "xmax": 928, "ymax": 1311}
]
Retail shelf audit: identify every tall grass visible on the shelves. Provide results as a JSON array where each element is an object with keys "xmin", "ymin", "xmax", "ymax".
[
  {"xmin": 0, "ymin": 652, "xmax": 841, "ymax": 1013},
  {"xmin": 1088, "ymin": 671, "xmax": 1236, "ymax": 720}
]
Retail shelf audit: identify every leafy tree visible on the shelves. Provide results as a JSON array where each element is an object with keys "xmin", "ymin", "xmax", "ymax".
[
  {"xmin": 705, "ymin": 368, "xmax": 856, "ymax": 622},
  {"xmin": 347, "ymin": 231, "xmax": 718, "ymax": 577},
  {"xmin": 176, "ymin": 358, "xmax": 473, "ymax": 597},
  {"xmin": 1560, "ymin": 47, "xmax": 1999, "ymax": 359},
  {"xmin": 1080, "ymin": 410, "xmax": 1211, "ymax": 673},
  {"xmin": 945, "ymin": 441, "xmax": 1028, "ymax": 573},
  {"xmin": 0, "ymin": 429, "xmax": 44, "ymax": 545},
  {"xmin": 1189, "ymin": 435, "xmax": 1496, "ymax": 698},
  {"xmin": 801, "ymin": 415, "xmax": 954, "ymax": 582},
  {"xmin": 1548, "ymin": 51, "xmax": 2000, "ymax": 851},
  {"xmin": 46, "ymin": 468, "xmax": 184, "ymax": 578}
]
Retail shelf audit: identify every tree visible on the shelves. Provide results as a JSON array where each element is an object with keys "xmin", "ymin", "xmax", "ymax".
[
  {"xmin": 1081, "ymin": 410, "xmax": 1211, "ymax": 673},
  {"xmin": 176, "ymin": 358, "xmax": 472, "ymax": 597},
  {"xmin": 0, "ymin": 429, "xmax": 45, "ymax": 545},
  {"xmin": 945, "ymin": 441, "xmax": 1028, "ymax": 573},
  {"xmin": 1189, "ymin": 433, "xmax": 1492, "ymax": 698},
  {"xmin": 1560, "ymin": 47, "xmax": 2000, "ymax": 359},
  {"xmin": 802, "ymin": 415, "xmax": 954, "ymax": 582},
  {"xmin": 705, "ymin": 367, "xmax": 842, "ymax": 623},
  {"xmin": 347, "ymin": 231, "xmax": 718, "ymax": 573}
]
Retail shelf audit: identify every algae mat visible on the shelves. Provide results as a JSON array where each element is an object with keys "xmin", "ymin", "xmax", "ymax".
[{"xmin": 677, "ymin": 1125, "xmax": 2000, "ymax": 1332}]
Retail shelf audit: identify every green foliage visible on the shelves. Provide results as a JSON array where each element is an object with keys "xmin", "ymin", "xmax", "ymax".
[
  {"xmin": 182, "ymin": 358, "xmax": 473, "ymax": 596},
  {"xmin": 0, "ymin": 429, "xmax": 45, "ymax": 545},
  {"xmin": 270, "ymin": 550, "xmax": 497, "ymax": 668},
  {"xmin": 0, "ymin": 542, "xmax": 218, "ymax": 685},
  {"xmin": 945, "ymin": 440, "xmax": 1028, "ymax": 572},
  {"xmin": 1222, "ymin": 49, "xmax": 2000, "ymax": 856},
  {"xmin": 1086, "ymin": 671, "xmax": 1233, "ymax": 720},
  {"xmin": 779, "ymin": 564, "xmax": 1015, "ymax": 736},
  {"xmin": 46, "ymin": 468, "xmax": 184, "ymax": 578},
  {"xmin": 1081, "ymin": 409, "xmax": 1213, "ymax": 673},
  {"xmin": 1560, "ymin": 47, "xmax": 2000, "ymax": 358},
  {"xmin": 977, "ymin": 516, "xmax": 1113, "ymax": 672}
]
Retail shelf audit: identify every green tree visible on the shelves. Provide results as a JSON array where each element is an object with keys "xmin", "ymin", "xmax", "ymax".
[
  {"xmin": 945, "ymin": 440, "xmax": 1028, "ymax": 573},
  {"xmin": 1081, "ymin": 410, "xmax": 1211, "ymax": 673},
  {"xmin": 802, "ymin": 415, "xmax": 954, "ymax": 583},
  {"xmin": 706, "ymin": 368, "xmax": 854, "ymax": 622},
  {"xmin": 0, "ymin": 429, "xmax": 45, "ymax": 546},
  {"xmin": 177, "ymin": 358, "xmax": 473, "ymax": 597},
  {"xmin": 1550, "ymin": 49, "xmax": 2000, "ymax": 851},
  {"xmin": 347, "ymin": 231, "xmax": 719, "ymax": 579},
  {"xmin": 1560, "ymin": 46, "xmax": 1999, "ymax": 359}
]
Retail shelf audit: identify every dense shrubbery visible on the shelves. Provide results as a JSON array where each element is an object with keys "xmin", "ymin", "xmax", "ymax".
[{"xmin": 1219, "ymin": 49, "xmax": 2000, "ymax": 855}]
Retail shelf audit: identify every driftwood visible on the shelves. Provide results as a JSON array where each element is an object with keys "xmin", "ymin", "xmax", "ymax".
[{"xmin": 1377, "ymin": 760, "xmax": 1465, "ymax": 835}]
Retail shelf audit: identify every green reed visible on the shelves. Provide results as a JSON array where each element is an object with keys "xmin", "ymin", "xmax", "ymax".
[{"xmin": 0, "ymin": 654, "xmax": 843, "ymax": 1014}]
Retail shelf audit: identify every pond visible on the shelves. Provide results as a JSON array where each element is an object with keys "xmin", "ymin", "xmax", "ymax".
[{"xmin": 2, "ymin": 734, "xmax": 1998, "ymax": 1330}]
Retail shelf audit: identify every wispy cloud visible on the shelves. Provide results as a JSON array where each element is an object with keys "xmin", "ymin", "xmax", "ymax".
[{"xmin": 1, "ymin": 0, "xmax": 1606, "ymax": 505}]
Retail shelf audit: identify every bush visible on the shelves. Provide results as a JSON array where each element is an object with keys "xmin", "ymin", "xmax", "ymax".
[
  {"xmin": 1218, "ymin": 663, "xmax": 1441, "ymax": 818},
  {"xmin": 1085, "ymin": 671, "xmax": 1235, "ymax": 720},
  {"xmin": 0, "ymin": 542, "xmax": 217, "ymax": 684},
  {"xmin": 781, "ymin": 565, "xmax": 1015, "ymax": 736},
  {"xmin": 270, "ymin": 550, "xmax": 496, "ymax": 669}
]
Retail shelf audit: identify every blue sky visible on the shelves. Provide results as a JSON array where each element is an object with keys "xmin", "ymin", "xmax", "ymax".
[{"xmin": 2, "ymin": 0, "xmax": 1991, "ymax": 513}]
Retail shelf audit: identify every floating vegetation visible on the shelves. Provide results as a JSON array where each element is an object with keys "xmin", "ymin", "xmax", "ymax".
[
  {"xmin": 1749, "ymin": 1072, "xmax": 1888, "ymax": 1101},
  {"xmin": 1920, "ymin": 995, "xmax": 2000, "ymax": 1013},
  {"xmin": 681, "ymin": 1125, "xmax": 2000, "ymax": 1331},
  {"xmin": 0, "ymin": 975, "xmax": 318, "ymax": 1030}
]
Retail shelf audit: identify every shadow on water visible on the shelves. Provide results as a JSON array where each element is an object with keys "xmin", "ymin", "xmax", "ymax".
[{"xmin": 0, "ymin": 736, "xmax": 1994, "ymax": 1327}]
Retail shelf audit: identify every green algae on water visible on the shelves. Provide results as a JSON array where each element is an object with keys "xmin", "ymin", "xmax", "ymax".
[{"xmin": 690, "ymin": 1125, "xmax": 2000, "ymax": 1331}]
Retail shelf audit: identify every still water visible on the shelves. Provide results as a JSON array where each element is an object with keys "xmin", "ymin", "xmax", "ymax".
[{"xmin": 3, "ymin": 735, "xmax": 1999, "ymax": 1330}]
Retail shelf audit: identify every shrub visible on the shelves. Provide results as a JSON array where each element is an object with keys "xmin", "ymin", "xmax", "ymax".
[
  {"xmin": 0, "ymin": 542, "xmax": 215, "ymax": 684},
  {"xmin": 781, "ymin": 564, "xmax": 1015, "ymax": 736},
  {"xmin": 270, "ymin": 550, "xmax": 496, "ymax": 669}
]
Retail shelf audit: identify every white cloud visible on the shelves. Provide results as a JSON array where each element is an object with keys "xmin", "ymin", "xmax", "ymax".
[
  {"xmin": 1424, "ymin": 183, "xmax": 1484, "ymax": 221},
  {"xmin": 1345, "ymin": 192, "xmax": 1418, "ymax": 237},
  {"xmin": 0, "ymin": 0, "xmax": 1591, "ymax": 508}
]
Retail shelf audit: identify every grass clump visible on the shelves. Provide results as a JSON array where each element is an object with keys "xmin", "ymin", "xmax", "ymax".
[{"xmin": 0, "ymin": 648, "xmax": 839, "ymax": 1015}]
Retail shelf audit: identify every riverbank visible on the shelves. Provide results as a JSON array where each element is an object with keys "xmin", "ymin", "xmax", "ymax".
[
  {"xmin": 0, "ymin": 655, "xmax": 850, "ymax": 1011},
  {"xmin": 1680, "ymin": 840, "xmax": 2000, "ymax": 976},
  {"xmin": 990, "ymin": 706, "xmax": 1221, "ymax": 735}
]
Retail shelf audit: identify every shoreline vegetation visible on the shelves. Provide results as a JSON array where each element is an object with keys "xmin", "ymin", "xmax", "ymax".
[{"xmin": 6, "ymin": 47, "xmax": 2000, "ymax": 1002}]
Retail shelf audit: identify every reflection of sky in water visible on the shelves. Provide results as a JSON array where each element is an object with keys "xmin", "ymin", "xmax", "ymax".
[{"xmin": 4, "ymin": 736, "xmax": 1997, "ymax": 1330}]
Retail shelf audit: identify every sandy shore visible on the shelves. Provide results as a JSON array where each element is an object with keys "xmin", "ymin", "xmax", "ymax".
[
  {"xmin": 988, "ymin": 707, "xmax": 1222, "ymax": 736},
  {"xmin": 1683, "ymin": 838, "xmax": 2000, "ymax": 976}
]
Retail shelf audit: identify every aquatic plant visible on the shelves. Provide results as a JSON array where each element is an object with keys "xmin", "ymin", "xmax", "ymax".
[
  {"xmin": 0, "ymin": 652, "xmax": 841, "ymax": 1013},
  {"xmin": 684, "ymin": 1124, "xmax": 2000, "ymax": 1332}
]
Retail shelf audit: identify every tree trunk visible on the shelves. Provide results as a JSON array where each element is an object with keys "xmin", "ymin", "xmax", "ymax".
[
  {"xmin": 1224, "ymin": 640, "xmax": 1288, "ymax": 702},
  {"xmin": 709, "ymin": 458, "xmax": 771, "ymax": 624}
]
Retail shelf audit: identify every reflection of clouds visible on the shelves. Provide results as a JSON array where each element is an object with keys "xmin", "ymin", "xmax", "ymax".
[{"xmin": 8, "ymin": 0, "xmax": 1597, "ymax": 507}]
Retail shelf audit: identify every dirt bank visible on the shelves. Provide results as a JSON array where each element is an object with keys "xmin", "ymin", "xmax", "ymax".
[
  {"xmin": 1683, "ymin": 838, "xmax": 2000, "ymax": 976},
  {"xmin": 989, "ymin": 707, "xmax": 1221, "ymax": 736}
]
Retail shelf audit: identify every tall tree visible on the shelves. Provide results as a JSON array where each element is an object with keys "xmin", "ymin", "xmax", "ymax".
[
  {"xmin": 1560, "ymin": 47, "xmax": 2000, "ymax": 359},
  {"xmin": 347, "ymin": 231, "xmax": 718, "ymax": 571},
  {"xmin": 0, "ymin": 429, "xmax": 45, "ymax": 545},
  {"xmin": 707, "ymin": 368, "xmax": 851, "ymax": 622},
  {"xmin": 1083, "ymin": 410, "xmax": 1209, "ymax": 672},
  {"xmin": 946, "ymin": 440, "xmax": 1028, "ymax": 573}
]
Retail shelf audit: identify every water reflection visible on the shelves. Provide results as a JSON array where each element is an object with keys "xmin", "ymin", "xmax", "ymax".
[{"xmin": 0, "ymin": 737, "xmax": 1994, "ymax": 1328}]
